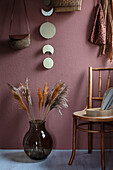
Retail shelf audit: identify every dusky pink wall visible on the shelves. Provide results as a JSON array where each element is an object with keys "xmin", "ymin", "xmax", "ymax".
[{"xmin": 0, "ymin": 0, "xmax": 113, "ymax": 149}]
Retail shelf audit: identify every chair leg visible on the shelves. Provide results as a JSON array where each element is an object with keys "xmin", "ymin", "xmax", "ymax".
[
  {"xmin": 88, "ymin": 122, "xmax": 92, "ymax": 153},
  {"xmin": 101, "ymin": 123, "xmax": 105, "ymax": 170},
  {"xmin": 68, "ymin": 117, "xmax": 77, "ymax": 165}
]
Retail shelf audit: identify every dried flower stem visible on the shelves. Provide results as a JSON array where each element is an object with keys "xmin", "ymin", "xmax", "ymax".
[
  {"xmin": 12, "ymin": 90, "xmax": 32, "ymax": 121},
  {"xmin": 48, "ymin": 83, "xmax": 62, "ymax": 106},
  {"xmin": 25, "ymin": 78, "xmax": 35, "ymax": 121},
  {"xmin": 23, "ymin": 109, "xmax": 32, "ymax": 121},
  {"xmin": 40, "ymin": 106, "xmax": 44, "ymax": 120},
  {"xmin": 43, "ymin": 105, "xmax": 51, "ymax": 121},
  {"xmin": 43, "ymin": 82, "xmax": 64, "ymax": 120},
  {"xmin": 37, "ymin": 87, "xmax": 43, "ymax": 120}
]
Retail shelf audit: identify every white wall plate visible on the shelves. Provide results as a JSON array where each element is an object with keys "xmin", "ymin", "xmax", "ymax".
[
  {"xmin": 41, "ymin": 8, "xmax": 53, "ymax": 17},
  {"xmin": 40, "ymin": 22, "xmax": 56, "ymax": 39},
  {"xmin": 44, "ymin": 0, "xmax": 51, "ymax": 6},
  {"xmin": 42, "ymin": 44, "xmax": 54, "ymax": 54},
  {"xmin": 43, "ymin": 57, "xmax": 54, "ymax": 69}
]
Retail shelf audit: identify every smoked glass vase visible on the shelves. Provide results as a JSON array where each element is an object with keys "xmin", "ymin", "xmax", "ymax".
[{"xmin": 23, "ymin": 120, "xmax": 53, "ymax": 160}]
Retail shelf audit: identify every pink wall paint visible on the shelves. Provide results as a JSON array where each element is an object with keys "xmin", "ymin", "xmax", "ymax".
[{"xmin": 0, "ymin": 0, "xmax": 113, "ymax": 149}]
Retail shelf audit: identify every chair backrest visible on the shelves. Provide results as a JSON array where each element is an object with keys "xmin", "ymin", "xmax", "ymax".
[{"xmin": 88, "ymin": 67, "xmax": 113, "ymax": 108}]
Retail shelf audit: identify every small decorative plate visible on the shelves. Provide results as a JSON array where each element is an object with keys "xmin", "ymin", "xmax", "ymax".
[
  {"xmin": 43, "ymin": 57, "xmax": 54, "ymax": 69},
  {"xmin": 40, "ymin": 22, "xmax": 56, "ymax": 39},
  {"xmin": 41, "ymin": 8, "xmax": 53, "ymax": 16},
  {"xmin": 42, "ymin": 44, "xmax": 54, "ymax": 54}
]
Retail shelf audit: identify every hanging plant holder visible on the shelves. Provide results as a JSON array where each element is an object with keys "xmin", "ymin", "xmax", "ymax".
[
  {"xmin": 53, "ymin": 0, "xmax": 83, "ymax": 12},
  {"xmin": 9, "ymin": 0, "xmax": 30, "ymax": 50}
]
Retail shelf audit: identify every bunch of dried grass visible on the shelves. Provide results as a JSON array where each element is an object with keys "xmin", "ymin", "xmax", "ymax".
[
  {"xmin": 43, "ymin": 82, "xmax": 68, "ymax": 120},
  {"xmin": 8, "ymin": 78, "xmax": 35, "ymax": 121},
  {"xmin": 8, "ymin": 79, "xmax": 69, "ymax": 121}
]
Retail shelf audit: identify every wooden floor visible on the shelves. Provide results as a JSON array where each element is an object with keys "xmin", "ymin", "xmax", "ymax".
[{"xmin": 0, "ymin": 149, "xmax": 113, "ymax": 170}]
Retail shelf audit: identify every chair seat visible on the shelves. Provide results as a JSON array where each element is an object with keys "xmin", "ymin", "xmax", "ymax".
[{"xmin": 73, "ymin": 110, "xmax": 113, "ymax": 122}]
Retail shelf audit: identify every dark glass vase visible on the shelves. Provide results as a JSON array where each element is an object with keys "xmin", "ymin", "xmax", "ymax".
[{"xmin": 23, "ymin": 120, "xmax": 53, "ymax": 160}]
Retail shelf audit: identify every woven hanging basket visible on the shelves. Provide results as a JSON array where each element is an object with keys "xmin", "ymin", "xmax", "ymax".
[
  {"xmin": 9, "ymin": 0, "xmax": 30, "ymax": 50},
  {"xmin": 53, "ymin": 0, "xmax": 83, "ymax": 12},
  {"xmin": 9, "ymin": 34, "xmax": 30, "ymax": 50}
]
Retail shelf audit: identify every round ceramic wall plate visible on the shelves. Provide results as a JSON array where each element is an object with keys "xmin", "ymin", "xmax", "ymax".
[
  {"xmin": 42, "ymin": 44, "xmax": 54, "ymax": 54},
  {"xmin": 43, "ymin": 57, "xmax": 54, "ymax": 69},
  {"xmin": 44, "ymin": 0, "xmax": 51, "ymax": 6},
  {"xmin": 41, "ymin": 8, "xmax": 53, "ymax": 17},
  {"xmin": 40, "ymin": 22, "xmax": 56, "ymax": 39}
]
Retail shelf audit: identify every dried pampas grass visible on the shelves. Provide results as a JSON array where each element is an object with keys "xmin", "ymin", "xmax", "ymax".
[
  {"xmin": 50, "ymin": 86, "xmax": 68, "ymax": 115},
  {"xmin": 8, "ymin": 78, "xmax": 35, "ymax": 121},
  {"xmin": 10, "ymin": 88, "xmax": 31, "ymax": 121},
  {"xmin": 43, "ymin": 82, "xmax": 68, "ymax": 120},
  {"xmin": 8, "ymin": 79, "xmax": 69, "ymax": 121},
  {"xmin": 45, "ymin": 81, "xmax": 65, "ymax": 107},
  {"xmin": 48, "ymin": 83, "xmax": 62, "ymax": 106},
  {"xmin": 37, "ymin": 87, "xmax": 43, "ymax": 112},
  {"xmin": 42, "ymin": 82, "xmax": 48, "ymax": 106},
  {"xmin": 12, "ymin": 90, "xmax": 28, "ymax": 111}
]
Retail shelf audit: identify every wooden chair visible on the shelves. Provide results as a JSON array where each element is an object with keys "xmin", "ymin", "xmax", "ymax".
[{"xmin": 69, "ymin": 67, "xmax": 113, "ymax": 170}]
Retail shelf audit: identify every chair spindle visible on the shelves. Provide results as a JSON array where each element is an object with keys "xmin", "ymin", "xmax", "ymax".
[
  {"xmin": 107, "ymin": 70, "xmax": 110, "ymax": 89},
  {"xmin": 99, "ymin": 71, "xmax": 101, "ymax": 97}
]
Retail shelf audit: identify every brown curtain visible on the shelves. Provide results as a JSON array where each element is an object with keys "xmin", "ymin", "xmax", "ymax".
[{"xmin": 99, "ymin": 0, "xmax": 112, "ymax": 62}]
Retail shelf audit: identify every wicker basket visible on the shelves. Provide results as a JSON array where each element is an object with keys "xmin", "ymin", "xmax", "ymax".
[
  {"xmin": 53, "ymin": 0, "xmax": 83, "ymax": 12},
  {"xmin": 9, "ymin": 34, "xmax": 30, "ymax": 50}
]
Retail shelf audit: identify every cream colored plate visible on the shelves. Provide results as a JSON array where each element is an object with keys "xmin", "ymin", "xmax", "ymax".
[
  {"xmin": 41, "ymin": 8, "xmax": 53, "ymax": 16},
  {"xmin": 42, "ymin": 44, "xmax": 54, "ymax": 54},
  {"xmin": 43, "ymin": 57, "xmax": 54, "ymax": 69},
  {"xmin": 44, "ymin": 0, "xmax": 51, "ymax": 6},
  {"xmin": 40, "ymin": 22, "xmax": 56, "ymax": 39}
]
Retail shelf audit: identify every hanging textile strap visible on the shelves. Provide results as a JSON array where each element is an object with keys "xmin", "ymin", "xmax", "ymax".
[
  {"xmin": 98, "ymin": 0, "xmax": 100, "ymax": 4},
  {"xmin": 9, "ymin": 0, "xmax": 30, "ymax": 37},
  {"xmin": 99, "ymin": 0, "xmax": 112, "ymax": 62}
]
